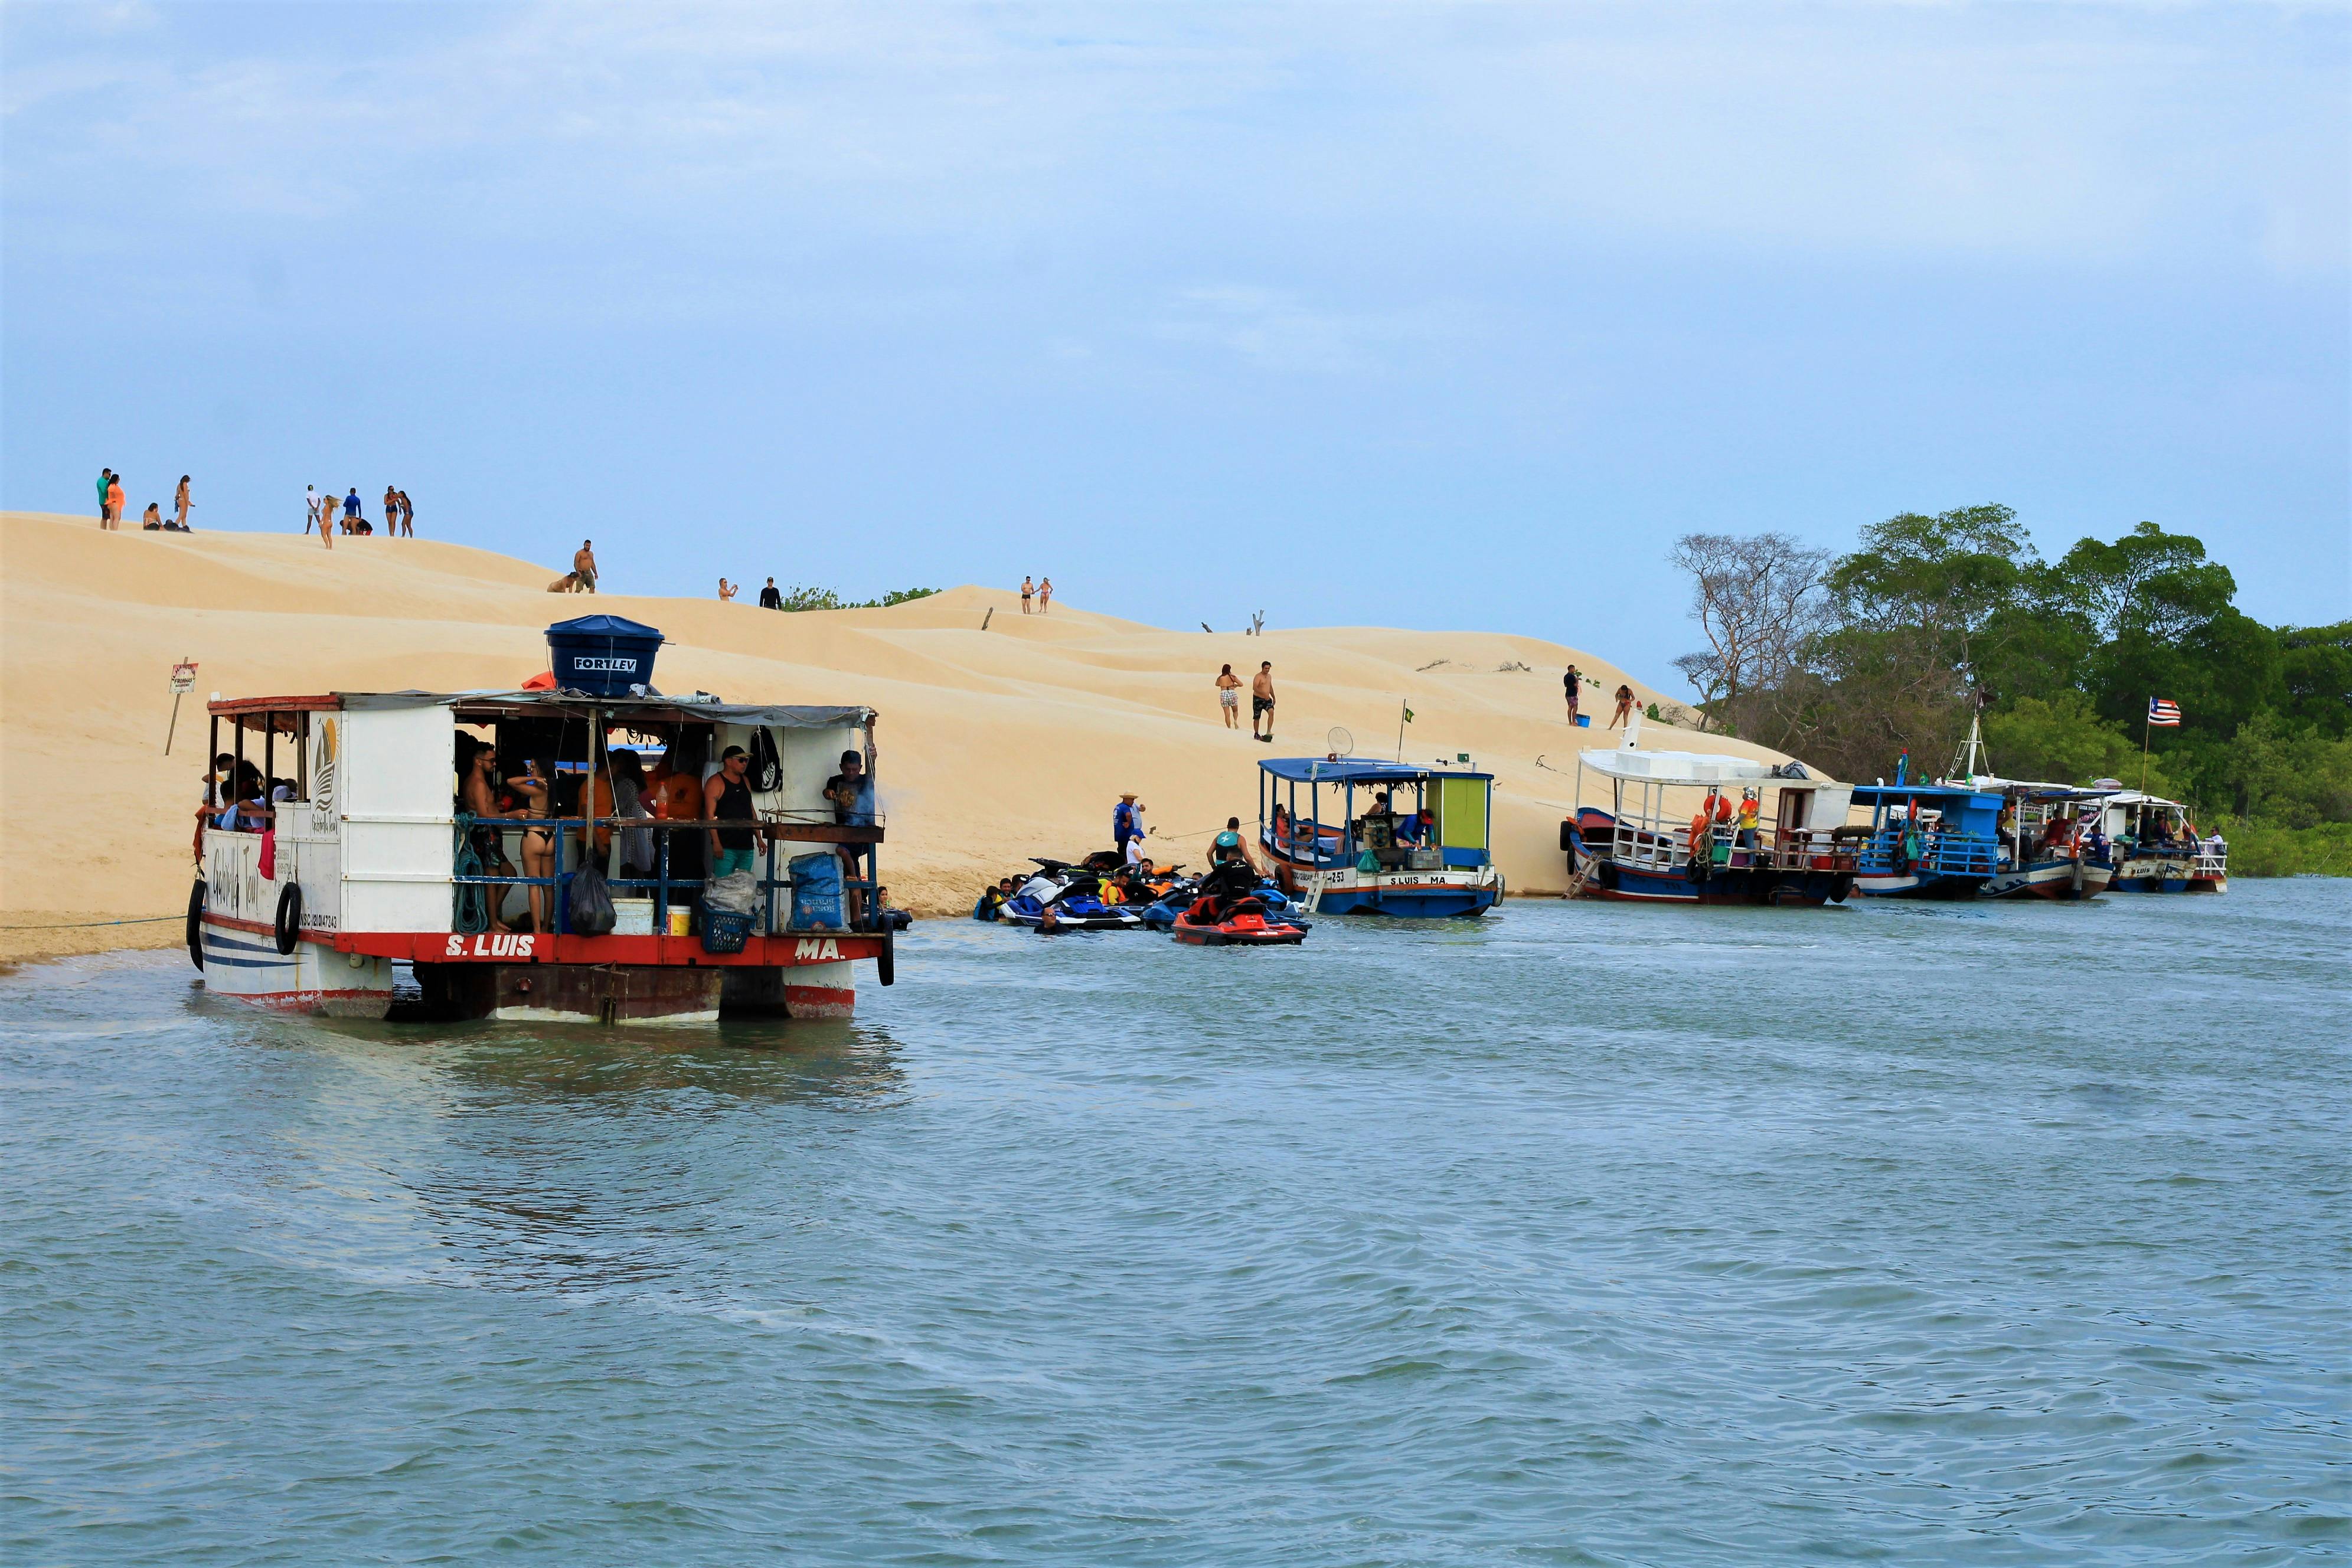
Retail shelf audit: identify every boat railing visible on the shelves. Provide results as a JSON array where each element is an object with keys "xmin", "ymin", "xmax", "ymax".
[
  {"xmin": 449, "ymin": 814, "xmax": 886, "ymax": 938},
  {"xmin": 2193, "ymin": 848, "xmax": 2228, "ymax": 877},
  {"xmin": 1588, "ymin": 820, "xmax": 1855, "ymax": 875},
  {"xmin": 1859, "ymin": 826, "xmax": 1999, "ymax": 877}
]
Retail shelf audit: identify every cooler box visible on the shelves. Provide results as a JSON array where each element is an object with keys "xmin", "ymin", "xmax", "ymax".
[
  {"xmin": 545, "ymin": 615, "xmax": 664, "ymax": 697},
  {"xmin": 611, "ymin": 897, "xmax": 656, "ymax": 936}
]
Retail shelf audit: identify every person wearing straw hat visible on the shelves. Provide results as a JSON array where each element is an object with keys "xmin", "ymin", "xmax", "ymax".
[{"xmin": 1112, "ymin": 792, "xmax": 1145, "ymax": 862}]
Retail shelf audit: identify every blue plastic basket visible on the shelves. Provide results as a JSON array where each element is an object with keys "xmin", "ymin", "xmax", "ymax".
[{"xmin": 700, "ymin": 907, "xmax": 754, "ymax": 954}]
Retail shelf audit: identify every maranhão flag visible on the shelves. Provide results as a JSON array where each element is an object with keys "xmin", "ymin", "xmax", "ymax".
[{"xmin": 2148, "ymin": 698, "xmax": 2183, "ymax": 727}]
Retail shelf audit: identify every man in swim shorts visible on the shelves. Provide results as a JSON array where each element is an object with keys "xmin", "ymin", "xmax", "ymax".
[
  {"xmin": 574, "ymin": 540, "xmax": 598, "ymax": 593},
  {"xmin": 1251, "ymin": 662, "xmax": 1276, "ymax": 743}
]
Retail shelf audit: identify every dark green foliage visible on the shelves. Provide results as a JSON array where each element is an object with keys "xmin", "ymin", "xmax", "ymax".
[{"xmin": 777, "ymin": 585, "xmax": 941, "ymax": 612}]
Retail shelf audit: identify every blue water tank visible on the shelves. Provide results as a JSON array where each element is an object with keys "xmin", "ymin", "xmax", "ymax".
[{"xmin": 545, "ymin": 615, "xmax": 664, "ymax": 696}]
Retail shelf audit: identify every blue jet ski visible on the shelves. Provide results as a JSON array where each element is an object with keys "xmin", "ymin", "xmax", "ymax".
[{"xmin": 998, "ymin": 871, "xmax": 1145, "ymax": 931}]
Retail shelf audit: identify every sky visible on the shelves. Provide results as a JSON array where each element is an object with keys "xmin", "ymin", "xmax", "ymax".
[{"xmin": 5, "ymin": 1, "xmax": 2346, "ymax": 690}]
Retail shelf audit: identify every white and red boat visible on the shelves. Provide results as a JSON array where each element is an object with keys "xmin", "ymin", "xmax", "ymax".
[{"xmin": 190, "ymin": 674, "xmax": 893, "ymax": 1024}]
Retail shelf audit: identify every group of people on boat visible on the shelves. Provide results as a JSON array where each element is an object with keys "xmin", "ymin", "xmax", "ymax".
[{"xmin": 450, "ymin": 726, "xmax": 881, "ymax": 936}]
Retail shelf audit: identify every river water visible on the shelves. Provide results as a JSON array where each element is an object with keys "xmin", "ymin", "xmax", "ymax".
[{"xmin": 4, "ymin": 883, "xmax": 2346, "ymax": 1565}]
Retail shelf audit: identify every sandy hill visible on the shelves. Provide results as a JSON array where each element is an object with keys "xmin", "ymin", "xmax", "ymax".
[{"xmin": 1, "ymin": 511, "xmax": 1796, "ymax": 961}]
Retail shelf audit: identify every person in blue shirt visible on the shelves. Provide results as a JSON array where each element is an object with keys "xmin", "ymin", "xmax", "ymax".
[
  {"xmin": 1112, "ymin": 792, "xmax": 1144, "ymax": 859},
  {"xmin": 343, "ymin": 489, "xmax": 362, "ymax": 532}
]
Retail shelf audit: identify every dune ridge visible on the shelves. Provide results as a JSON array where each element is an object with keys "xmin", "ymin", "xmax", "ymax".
[{"xmin": 2, "ymin": 511, "xmax": 1795, "ymax": 962}]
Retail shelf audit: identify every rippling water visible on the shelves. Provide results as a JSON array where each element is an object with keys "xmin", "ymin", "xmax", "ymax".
[{"xmin": 4, "ymin": 883, "xmax": 2347, "ymax": 1564}]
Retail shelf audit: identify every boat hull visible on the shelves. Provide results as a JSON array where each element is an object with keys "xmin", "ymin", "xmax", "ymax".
[
  {"xmin": 199, "ymin": 916, "xmax": 396, "ymax": 1018},
  {"xmin": 1984, "ymin": 858, "xmax": 2113, "ymax": 900},
  {"xmin": 2111, "ymin": 854, "xmax": 2226, "ymax": 894},
  {"xmin": 1585, "ymin": 860, "xmax": 1852, "ymax": 906},
  {"xmin": 1850, "ymin": 870, "xmax": 1991, "ymax": 899}
]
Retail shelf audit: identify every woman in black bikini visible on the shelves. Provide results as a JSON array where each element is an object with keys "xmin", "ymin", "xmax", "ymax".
[{"xmin": 507, "ymin": 757, "xmax": 557, "ymax": 933}]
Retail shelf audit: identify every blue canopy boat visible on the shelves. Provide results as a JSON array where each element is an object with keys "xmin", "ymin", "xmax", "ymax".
[
  {"xmin": 1848, "ymin": 782, "xmax": 2003, "ymax": 899},
  {"xmin": 1257, "ymin": 759, "xmax": 1502, "ymax": 917},
  {"xmin": 2089, "ymin": 789, "xmax": 2227, "ymax": 894}
]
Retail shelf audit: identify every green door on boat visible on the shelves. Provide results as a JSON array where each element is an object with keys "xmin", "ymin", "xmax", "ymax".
[{"xmin": 1437, "ymin": 777, "xmax": 1488, "ymax": 850}]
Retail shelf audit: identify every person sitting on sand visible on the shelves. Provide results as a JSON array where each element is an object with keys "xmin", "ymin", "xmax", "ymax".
[{"xmin": 141, "ymin": 503, "xmax": 164, "ymax": 530}]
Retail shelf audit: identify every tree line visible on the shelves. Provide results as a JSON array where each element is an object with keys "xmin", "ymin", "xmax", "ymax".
[{"xmin": 1670, "ymin": 506, "xmax": 2352, "ymax": 835}]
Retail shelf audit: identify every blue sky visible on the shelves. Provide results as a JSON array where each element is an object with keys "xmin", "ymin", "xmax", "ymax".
[{"xmin": 5, "ymin": 2, "xmax": 2345, "ymax": 688}]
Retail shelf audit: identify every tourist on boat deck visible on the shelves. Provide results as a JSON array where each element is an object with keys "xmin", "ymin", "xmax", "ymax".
[
  {"xmin": 1736, "ymin": 793, "xmax": 1760, "ymax": 847},
  {"xmin": 459, "ymin": 741, "xmax": 518, "ymax": 932},
  {"xmin": 825, "ymin": 726, "xmax": 880, "ymax": 925},
  {"xmin": 704, "ymin": 746, "xmax": 763, "ymax": 880},
  {"xmin": 1394, "ymin": 806, "xmax": 1433, "ymax": 845}
]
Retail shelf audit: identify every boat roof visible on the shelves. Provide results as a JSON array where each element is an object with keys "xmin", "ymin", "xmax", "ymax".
[
  {"xmin": 1850, "ymin": 782, "xmax": 2002, "ymax": 805},
  {"xmin": 1959, "ymin": 774, "xmax": 2118, "ymax": 802},
  {"xmin": 1257, "ymin": 757, "xmax": 1492, "ymax": 783},
  {"xmin": 1577, "ymin": 747, "xmax": 1837, "ymax": 788},
  {"xmin": 208, "ymin": 690, "xmax": 872, "ymax": 729}
]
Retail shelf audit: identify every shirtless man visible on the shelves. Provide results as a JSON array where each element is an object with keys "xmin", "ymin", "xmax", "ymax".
[
  {"xmin": 574, "ymin": 540, "xmax": 599, "ymax": 593},
  {"xmin": 460, "ymin": 741, "xmax": 518, "ymax": 932},
  {"xmin": 1251, "ymin": 661, "xmax": 1276, "ymax": 743}
]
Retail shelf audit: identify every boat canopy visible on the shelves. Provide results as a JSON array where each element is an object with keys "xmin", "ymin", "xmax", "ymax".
[
  {"xmin": 1576, "ymin": 747, "xmax": 1826, "ymax": 788},
  {"xmin": 1257, "ymin": 757, "xmax": 1492, "ymax": 783},
  {"xmin": 210, "ymin": 690, "xmax": 873, "ymax": 729},
  {"xmin": 1851, "ymin": 783, "xmax": 2003, "ymax": 808}
]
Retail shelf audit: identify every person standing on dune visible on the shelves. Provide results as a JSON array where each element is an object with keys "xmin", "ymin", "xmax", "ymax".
[
  {"xmin": 574, "ymin": 540, "xmax": 598, "ymax": 593},
  {"xmin": 396, "ymin": 489, "xmax": 414, "ymax": 536},
  {"xmin": 383, "ymin": 485, "xmax": 399, "ymax": 534},
  {"xmin": 1020, "ymin": 576, "xmax": 1034, "ymax": 614},
  {"xmin": 97, "ymin": 468, "xmax": 114, "ymax": 528},
  {"xmin": 1038, "ymin": 577, "xmax": 1052, "ymax": 613},
  {"xmin": 1252, "ymin": 661, "xmax": 1276, "ymax": 744},
  {"xmin": 104, "ymin": 473, "xmax": 126, "ymax": 533},
  {"xmin": 175, "ymin": 475, "xmax": 192, "ymax": 530}
]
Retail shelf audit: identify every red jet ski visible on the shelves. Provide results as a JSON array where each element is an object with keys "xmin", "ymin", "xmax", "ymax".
[{"xmin": 1170, "ymin": 893, "xmax": 1308, "ymax": 946}]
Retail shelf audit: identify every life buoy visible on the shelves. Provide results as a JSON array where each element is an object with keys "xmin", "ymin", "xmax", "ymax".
[
  {"xmin": 273, "ymin": 883, "xmax": 302, "ymax": 955},
  {"xmin": 187, "ymin": 880, "xmax": 207, "ymax": 969},
  {"xmin": 877, "ymin": 929, "xmax": 896, "ymax": 988}
]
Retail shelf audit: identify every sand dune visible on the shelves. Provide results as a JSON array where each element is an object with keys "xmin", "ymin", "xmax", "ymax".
[{"xmin": 1, "ymin": 511, "xmax": 1797, "ymax": 961}]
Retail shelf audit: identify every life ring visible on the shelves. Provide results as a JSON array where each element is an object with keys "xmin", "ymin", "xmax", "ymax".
[
  {"xmin": 187, "ymin": 880, "xmax": 207, "ymax": 969},
  {"xmin": 273, "ymin": 883, "xmax": 302, "ymax": 955},
  {"xmin": 877, "ymin": 929, "xmax": 896, "ymax": 988}
]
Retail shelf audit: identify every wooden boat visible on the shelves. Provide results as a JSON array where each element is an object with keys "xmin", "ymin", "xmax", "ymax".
[
  {"xmin": 191, "ymin": 638, "xmax": 894, "ymax": 1023},
  {"xmin": 1562, "ymin": 741, "xmax": 1857, "ymax": 906},
  {"xmin": 1847, "ymin": 783, "xmax": 2003, "ymax": 899},
  {"xmin": 1257, "ymin": 759, "xmax": 1502, "ymax": 917},
  {"xmin": 2090, "ymin": 789, "xmax": 2227, "ymax": 893}
]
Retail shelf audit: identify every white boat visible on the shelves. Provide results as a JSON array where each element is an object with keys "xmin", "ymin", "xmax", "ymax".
[
  {"xmin": 2088, "ymin": 788, "xmax": 2227, "ymax": 893},
  {"xmin": 192, "ymin": 685, "xmax": 893, "ymax": 1024}
]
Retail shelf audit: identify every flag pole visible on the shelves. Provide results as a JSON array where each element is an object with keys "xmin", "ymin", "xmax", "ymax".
[
  {"xmin": 1396, "ymin": 699, "xmax": 1407, "ymax": 762},
  {"xmin": 2139, "ymin": 701, "xmax": 2151, "ymax": 793}
]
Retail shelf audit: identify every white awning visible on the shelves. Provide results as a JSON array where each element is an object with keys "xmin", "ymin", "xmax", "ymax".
[{"xmin": 1577, "ymin": 747, "xmax": 1833, "ymax": 788}]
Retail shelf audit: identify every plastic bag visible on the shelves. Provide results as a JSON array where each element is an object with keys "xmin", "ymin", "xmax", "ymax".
[
  {"xmin": 703, "ymin": 868, "xmax": 759, "ymax": 916},
  {"xmin": 788, "ymin": 853, "xmax": 845, "ymax": 930},
  {"xmin": 567, "ymin": 862, "xmax": 617, "ymax": 936}
]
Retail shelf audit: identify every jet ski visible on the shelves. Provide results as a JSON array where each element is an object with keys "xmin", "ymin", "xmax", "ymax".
[
  {"xmin": 1170, "ymin": 892, "xmax": 1308, "ymax": 946},
  {"xmin": 998, "ymin": 871, "xmax": 1145, "ymax": 931},
  {"xmin": 1141, "ymin": 877, "xmax": 1308, "ymax": 932}
]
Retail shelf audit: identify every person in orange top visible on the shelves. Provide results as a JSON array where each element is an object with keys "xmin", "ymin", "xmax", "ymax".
[
  {"xmin": 647, "ymin": 740, "xmax": 707, "ymax": 885},
  {"xmin": 105, "ymin": 474, "xmax": 126, "ymax": 531}
]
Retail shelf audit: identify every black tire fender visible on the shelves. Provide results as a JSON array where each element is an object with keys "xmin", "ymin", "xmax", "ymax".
[
  {"xmin": 1830, "ymin": 873, "xmax": 1854, "ymax": 903},
  {"xmin": 877, "ymin": 929, "xmax": 896, "ymax": 988},
  {"xmin": 187, "ymin": 880, "xmax": 207, "ymax": 969},
  {"xmin": 274, "ymin": 883, "xmax": 302, "ymax": 955}
]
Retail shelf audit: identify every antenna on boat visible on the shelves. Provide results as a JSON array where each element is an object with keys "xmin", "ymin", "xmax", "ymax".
[
  {"xmin": 1950, "ymin": 692, "xmax": 1992, "ymax": 782},
  {"xmin": 1327, "ymin": 726, "xmax": 1355, "ymax": 760}
]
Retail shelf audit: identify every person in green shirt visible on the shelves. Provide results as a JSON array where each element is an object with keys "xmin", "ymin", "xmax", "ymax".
[{"xmin": 96, "ymin": 468, "xmax": 113, "ymax": 527}]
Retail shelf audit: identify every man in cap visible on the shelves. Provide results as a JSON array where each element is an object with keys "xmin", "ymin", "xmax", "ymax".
[{"xmin": 825, "ymin": 720, "xmax": 879, "ymax": 925}]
